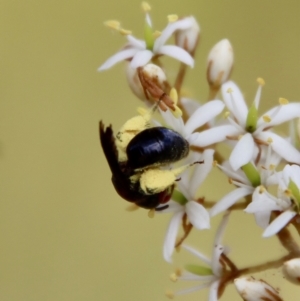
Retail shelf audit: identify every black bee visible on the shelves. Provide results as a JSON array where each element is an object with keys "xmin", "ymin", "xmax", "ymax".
[{"xmin": 99, "ymin": 121, "xmax": 189, "ymax": 209}]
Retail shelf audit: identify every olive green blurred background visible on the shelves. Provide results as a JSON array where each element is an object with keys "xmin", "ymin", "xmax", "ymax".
[{"xmin": 1, "ymin": 0, "xmax": 300, "ymax": 300}]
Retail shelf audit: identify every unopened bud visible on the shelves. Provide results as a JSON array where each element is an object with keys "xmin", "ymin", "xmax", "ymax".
[
  {"xmin": 283, "ymin": 258, "xmax": 300, "ymax": 285},
  {"xmin": 175, "ymin": 16, "xmax": 200, "ymax": 57},
  {"xmin": 234, "ymin": 277, "xmax": 283, "ymax": 301},
  {"xmin": 126, "ymin": 63, "xmax": 168, "ymax": 104},
  {"xmin": 207, "ymin": 39, "xmax": 234, "ymax": 89}
]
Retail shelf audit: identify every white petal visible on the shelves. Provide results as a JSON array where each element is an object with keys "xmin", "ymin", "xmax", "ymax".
[
  {"xmin": 98, "ymin": 48, "xmax": 139, "ymax": 71},
  {"xmin": 163, "ymin": 211, "xmax": 184, "ymax": 262},
  {"xmin": 214, "ymin": 211, "xmax": 230, "ymax": 246},
  {"xmin": 130, "ymin": 50, "xmax": 153, "ymax": 68},
  {"xmin": 184, "ymin": 100, "xmax": 225, "ymax": 135},
  {"xmin": 159, "ymin": 108, "xmax": 185, "ymax": 135},
  {"xmin": 156, "ymin": 200, "xmax": 183, "ymax": 214},
  {"xmin": 181, "ymin": 97, "xmax": 201, "ymax": 117},
  {"xmin": 189, "ymin": 149, "xmax": 214, "ymax": 197},
  {"xmin": 263, "ymin": 210, "xmax": 297, "ymax": 237},
  {"xmin": 283, "ymin": 164, "xmax": 300, "ymax": 188},
  {"xmin": 229, "ymin": 133, "xmax": 255, "ymax": 170},
  {"xmin": 220, "ymin": 161, "xmax": 250, "ymax": 185},
  {"xmin": 208, "ymin": 280, "xmax": 220, "ymax": 301},
  {"xmin": 210, "ymin": 187, "xmax": 253, "ymax": 217},
  {"xmin": 186, "ymin": 201, "xmax": 210, "ymax": 230},
  {"xmin": 258, "ymin": 103, "xmax": 300, "ymax": 128},
  {"xmin": 212, "ymin": 245, "xmax": 224, "ymax": 276},
  {"xmin": 154, "ymin": 18, "xmax": 194, "ymax": 50},
  {"xmin": 254, "ymin": 211, "xmax": 271, "ymax": 228},
  {"xmin": 158, "ymin": 45, "xmax": 194, "ymax": 67},
  {"xmin": 182, "ymin": 244, "xmax": 211, "ymax": 265},
  {"xmin": 221, "ymin": 81, "xmax": 248, "ymax": 127},
  {"xmin": 256, "ymin": 132, "xmax": 300, "ymax": 164},
  {"xmin": 126, "ymin": 35, "xmax": 145, "ymax": 49},
  {"xmin": 191, "ymin": 125, "xmax": 240, "ymax": 147}
]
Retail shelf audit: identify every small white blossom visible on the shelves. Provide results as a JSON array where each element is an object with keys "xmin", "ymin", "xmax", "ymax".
[
  {"xmin": 234, "ymin": 277, "xmax": 283, "ymax": 301},
  {"xmin": 98, "ymin": 9, "xmax": 195, "ymax": 71},
  {"xmin": 204, "ymin": 79, "xmax": 300, "ymax": 171},
  {"xmin": 161, "ymin": 150, "xmax": 213, "ymax": 262},
  {"xmin": 254, "ymin": 164, "xmax": 299, "ymax": 237},
  {"xmin": 168, "ymin": 212, "xmax": 230, "ymax": 301}
]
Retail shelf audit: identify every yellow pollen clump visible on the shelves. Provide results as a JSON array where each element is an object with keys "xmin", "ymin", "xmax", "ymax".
[
  {"xmin": 224, "ymin": 111, "xmax": 230, "ymax": 118},
  {"xmin": 170, "ymin": 88, "xmax": 178, "ymax": 104},
  {"xmin": 153, "ymin": 30, "xmax": 161, "ymax": 38},
  {"xmin": 263, "ymin": 115, "xmax": 271, "ymax": 123},
  {"xmin": 279, "ymin": 97, "xmax": 289, "ymax": 105},
  {"xmin": 257, "ymin": 77, "xmax": 265, "ymax": 86},
  {"xmin": 168, "ymin": 14, "xmax": 178, "ymax": 22},
  {"xmin": 170, "ymin": 273, "xmax": 178, "ymax": 282},
  {"xmin": 126, "ymin": 204, "xmax": 140, "ymax": 211},
  {"xmin": 119, "ymin": 28, "xmax": 132, "ymax": 36},
  {"xmin": 148, "ymin": 209, "xmax": 155, "ymax": 218},
  {"xmin": 141, "ymin": 2, "xmax": 151, "ymax": 12},
  {"xmin": 104, "ymin": 20, "xmax": 121, "ymax": 30},
  {"xmin": 227, "ymin": 88, "xmax": 233, "ymax": 93},
  {"xmin": 267, "ymin": 137, "xmax": 273, "ymax": 144},
  {"xmin": 165, "ymin": 290, "xmax": 175, "ymax": 299}
]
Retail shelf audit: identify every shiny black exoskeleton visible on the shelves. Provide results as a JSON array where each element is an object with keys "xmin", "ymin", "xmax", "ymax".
[
  {"xmin": 99, "ymin": 121, "xmax": 175, "ymax": 209},
  {"xmin": 126, "ymin": 127, "xmax": 189, "ymax": 169}
]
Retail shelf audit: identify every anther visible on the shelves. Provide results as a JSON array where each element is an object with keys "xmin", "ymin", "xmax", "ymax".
[
  {"xmin": 227, "ymin": 87, "xmax": 233, "ymax": 93},
  {"xmin": 262, "ymin": 115, "xmax": 271, "ymax": 123},
  {"xmin": 267, "ymin": 137, "xmax": 273, "ymax": 143},
  {"xmin": 104, "ymin": 20, "xmax": 121, "ymax": 30},
  {"xmin": 279, "ymin": 97, "xmax": 289, "ymax": 105},
  {"xmin": 148, "ymin": 209, "xmax": 155, "ymax": 218},
  {"xmin": 257, "ymin": 77, "xmax": 265, "ymax": 86},
  {"xmin": 141, "ymin": 2, "xmax": 151, "ymax": 12},
  {"xmin": 165, "ymin": 290, "xmax": 175, "ymax": 299},
  {"xmin": 168, "ymin": 14, "xmax": 178, "ymax": 22},
  {"xmin": 170, "ymin": 273, "xmax": 178, "ymax": 282}
]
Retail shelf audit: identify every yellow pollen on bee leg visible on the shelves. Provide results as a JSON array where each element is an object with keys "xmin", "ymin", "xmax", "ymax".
[
  {"xmin": 167, "ymin": 14, "xmax": 178, "ymax": 22},
  {"xmin": 126, "ymin": 204, "xmax": 140, "ymax": 211},
  {"xmin": 148, "ymin": 209, "xmax": 155, "ymax": 218},
  {"xmin": 104, "ymin": 20, "xmax": 121, "ymax": 30},
  {"xmin": 227, "ymin": 87, "xmax": 233, "ymax": 93},
  {"xmin": 262, "ymin": 115, "xmax": 271, "ymax": 123},
  {"xmin": 267, "ymin": 137, "xmax": 273, "ymax": 144},
  {"xmin": 165, "ymin": 290, "xmax": 175, "ymax": 299},
  {"xmin": 257, "ymin": 77, "xmax": 265, "ymax": 86},
  {"xmin": 141, "ymin": 1, "xmax": 151, "ymax": 12},
  {"xmin": 279, "ymin": 97, "xmax": 289, "ymax": 105},
  {"xmin": 170, "ymin": 273, "xmax": 178, "ymax": 282}
]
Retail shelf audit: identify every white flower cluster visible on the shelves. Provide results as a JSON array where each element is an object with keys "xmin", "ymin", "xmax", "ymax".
[{"xmin": 98, "ymin": 3, "xmax": 300, "ymax": 301}]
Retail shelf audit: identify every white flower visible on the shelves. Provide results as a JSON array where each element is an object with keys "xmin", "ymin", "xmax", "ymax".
[
  {"xmin": 194, "ymin": 79, "xmax": 300, "ymax": 171},
  {"xmin": 210, "ymin": 146, "xmax": 281, "ymax": 220},
  {"xmin": 249, "ymin": 164, "xmax": 299, "ymax": 237},
  {"xmin": 168, "ymin": 212, "xmax": 230, "ymax": 301},
  {"xmin": 161, "ymin": 150, "xmax": 214, "ymax": 263},
  {"xmin": 234, "ymin": 277, "xmax": 283, "ymax": 301},
  {"xmin": 98, "ymin": 10, "xmax": 195, "ymax": 71}
]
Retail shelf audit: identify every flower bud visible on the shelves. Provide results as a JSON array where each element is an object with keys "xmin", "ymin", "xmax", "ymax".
[
  {"xmin": 175, "ymin": 16, "xmax": 200, "ymax": 57},
  {"xmin": 234, "ymin": 277, "xmax": 283, "ymax": 301},
  {"xmin": 283, "ymin": 258, "xmax": 300, "ymax": 285},
  {"xmin": 207, "ymin": 39, "xmax": 234, "ymax": 90},
  {"xmin": 126, "ymin": 63, "xmax": 169, "ymax": 104}
]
